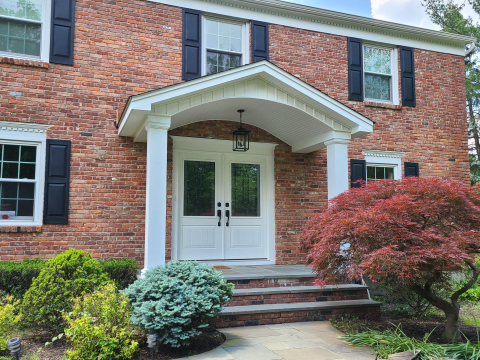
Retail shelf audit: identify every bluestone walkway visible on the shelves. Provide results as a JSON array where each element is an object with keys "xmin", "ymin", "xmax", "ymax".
[{"xmin": 179, "ymin": 321, "xmax": 375, "ymax": 360}]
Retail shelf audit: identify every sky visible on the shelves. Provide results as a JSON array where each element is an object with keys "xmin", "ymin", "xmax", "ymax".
[{"xmin": 281, "ymin": 0, "xmax": 479, "ymax": 30}]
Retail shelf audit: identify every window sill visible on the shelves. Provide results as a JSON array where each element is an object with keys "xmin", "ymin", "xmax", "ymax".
[
  {"xmin": 0, "ymin": 225, "xmax": 43, "ymax": 233},
  {"xmin": 0, "ymin": 56, "xmax": 49, "ymax": 69},
  {"xmin": 364, "ymin": 101, "xmax": 402, "ymax": 110}
]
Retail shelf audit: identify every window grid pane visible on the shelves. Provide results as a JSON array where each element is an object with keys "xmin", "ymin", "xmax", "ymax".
[
  {"xmin": 0, "ymin": 18, "xmax": 41, "ymax": 56},
  {"xmin": 0, "ymin": 0, "xmax": 43, "ymax": 21},
  {"xmin": 364, "ymin": 45, "xmax": 392, "ymax": 102},
  {"xmin": 206, "ymin": 51, "xmax": 241, "ymax": 75},
  {"xmin": 231, "ymin": 163, "xmax": 260, "ymax": 217},
  {"xmin": 0, "ymin": 143, "xmax": 37, "ymax": 220},
  {"xmin": 367, "ymin": 166, "xmax": 395, "ymax": 182},
  {"xmin": 205, "ymin": 19, "xmax": 242, "ymax": 53},
  {"xmin": 0, "ymin": 144, "xmax": 36, "ymax": 179}
]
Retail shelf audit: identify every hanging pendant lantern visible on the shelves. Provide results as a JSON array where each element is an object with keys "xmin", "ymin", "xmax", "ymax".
[{"xmin": 233, "ymin": 109, "xmax": 250, "ymax": 152}]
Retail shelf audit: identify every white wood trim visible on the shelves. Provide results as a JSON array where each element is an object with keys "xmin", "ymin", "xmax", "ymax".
[
  {"xmin": 171, "ymin": 136, "xmax": 277, "ymax": 156},
  {"xmin": 171, "ymin": 137, "xmax": 277, "ymax": 264},
  {"xmin": 364, "ymin": 150, "xmax": 404, "ymax": 180},
  {"xmin": 0, "ymin": 121, "xmax": 49, "ymax": 226},
  {"xmin": 148, "ymin": 0, "xmax": 473, "ymax": 56},
  {"xmin": 119, "ymin": 62, "xmax": 374, "ymax": 145}
]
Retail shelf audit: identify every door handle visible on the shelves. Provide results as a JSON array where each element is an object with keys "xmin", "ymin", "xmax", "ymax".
[
  {"xmin": 226, "ymin": 210, "xmax": 230, "ymax": 227},
  {"xmin": 217, "ymin": 209, "xmax": 222, "ymax": 227}
]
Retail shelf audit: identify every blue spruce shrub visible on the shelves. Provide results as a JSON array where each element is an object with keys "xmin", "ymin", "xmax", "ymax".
[{"xmin": 124, "ymin": 261, "xmax": 234, "ymax": 347}]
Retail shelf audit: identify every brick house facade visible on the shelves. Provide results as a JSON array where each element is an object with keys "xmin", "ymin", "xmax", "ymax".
[{"xmin": 0, "ymin": 0, "xmax": 472, "ymax": 270}]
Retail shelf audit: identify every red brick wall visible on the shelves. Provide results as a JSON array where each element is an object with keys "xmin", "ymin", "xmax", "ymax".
[
  {"xmin": 0, "ymin": 3, "xmax": 469, "ymax": 265},
  {"xmin": 269, "ymin": 24, "xmax": 469, "ymax": 182},
  {"xmin": 0, "ymin": 0, "xmax": 183, "ymax": 263}
]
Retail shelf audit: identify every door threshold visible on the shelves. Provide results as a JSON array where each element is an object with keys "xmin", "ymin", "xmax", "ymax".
[{"xmin": 198, "ymin": 259, "xmax": 275, "ymax": 266}]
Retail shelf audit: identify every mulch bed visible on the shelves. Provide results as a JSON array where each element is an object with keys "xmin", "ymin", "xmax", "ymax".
[
  {"xmin": 333, "ymin": 309, "xmax": 480, "ymax": 344},
  {"xmin": 1, "ymin": 328, "xmax": 225, "ymax": 360}
]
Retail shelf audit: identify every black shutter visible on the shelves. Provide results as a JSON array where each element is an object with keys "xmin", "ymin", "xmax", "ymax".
[
  {"xmin": 404, "ymin": 162, "xmax": 419, "ymax": 177},
  {"xmin": 348, "ymin": 37, "xmax": 364, "ymax": 101},
  {"xmin": 43, "ymin": 140, "xmax": 71, "ymax": 224},
  {"xmin": 49, "ymin": 0, "xmax": 76, "ymax": 65},
  {"xmin": 351, "ymin": 159, "xmax": 366, "ymax": 188},
  {"xmin": 400, "ymin": 46, "xmax": 416, "ymax": 107},
  {"xmin": 182, "ymin": 8, "xmax": 202, "ymax": 80},
  {"xmin": 251, "ymin": 21, "xmax": 269, "ymax": 62}
]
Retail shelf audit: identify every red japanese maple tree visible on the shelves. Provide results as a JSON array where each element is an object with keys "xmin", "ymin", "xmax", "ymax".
[{"xmin": 299, "ymin": 177, "xmax": 480, "ymax": 342}]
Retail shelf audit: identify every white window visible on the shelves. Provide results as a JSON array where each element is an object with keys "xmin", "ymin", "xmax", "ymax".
[
  {"xmin": 364, "ymin": 150, "xmax": 404, "ymax": 183},
  {"xmin": 203, "ymin": 16, "xmax": 248, "ymax": 76},
  {"xmin": 0, "ymin": 0, "xmax": 51, "ymax": 61},
  {"xmin": 0, "ymin": 121, "xmax": 48, "ymax": 226},
  {"xmin": 363, "ymin": 44, "xmax": 398, "ymax": 104}
]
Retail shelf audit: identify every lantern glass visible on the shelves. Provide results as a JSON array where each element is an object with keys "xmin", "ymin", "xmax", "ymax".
[{"xmin": 233, "ymin": 127, "xmax": 250, "ymax": 151}]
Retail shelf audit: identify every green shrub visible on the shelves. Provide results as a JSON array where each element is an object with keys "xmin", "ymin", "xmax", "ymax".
[
  {"xmin": 341, "ymin": 324, "xmax": 480, "ymax": 360},
  {"xmin": 21, "ymin": 249, "xmax": 110, "ymax": 334},
  {"xmin": 124, "ymin": 261, "xmax": 234, "ymax": 347},
  {"xmin": 0, "ymin": 259, "xmax": 45, "ymax": 299},
  {"xmin": 0, "ymin": 257, "xmax": 138, "ymax": 299},
  {"xmin": 0, "ymin": 295, "xmax": 19, "ymax": 351},
  {"xmin": 99, "ymin": 258, "xmax": 138, "ymax": 290},
  {"xmin": 63, "ymin": 283, "xmax": 138, "ymax": 360}
]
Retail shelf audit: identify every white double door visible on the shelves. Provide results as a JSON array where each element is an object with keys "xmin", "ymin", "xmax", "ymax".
[{"xmin": 177, "ymin": 151, "xmax": 267, "ymax": 261}]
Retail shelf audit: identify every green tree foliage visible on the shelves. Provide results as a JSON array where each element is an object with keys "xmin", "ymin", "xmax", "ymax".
[
  {"xmin": 422, "ymin": 0, "xmax": 480, "ymax": 183},
  {"xmin": 124, "ymin": 261, "xmax": 234, "ymax": 347},
  {"xmin": 21, "ymin": 249, "xmax": 110, "ymax": 334},
  {"xmin": 63, "ymin": 283, "xmax": 138, "ymax": 360},
  {"xmin": 300, "ymin": 177, "xmax": 480, "ymax": 342}
]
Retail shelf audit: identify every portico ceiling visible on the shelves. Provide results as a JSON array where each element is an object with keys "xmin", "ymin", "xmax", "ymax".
[{"xmin": 117, "ymin": 61, "xmax": 374, "ymax": 153}]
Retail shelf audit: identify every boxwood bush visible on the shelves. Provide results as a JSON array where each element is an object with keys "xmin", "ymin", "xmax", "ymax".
[
  {"xmin": 124, "ymin": 261, "xmax": 234, "ymax": 347},
  {"xmin": 21, "ymin": 249, "xmax": 110, "ymax": 334},
  {"xmin": 0, "ymin": 256, "xmax": 138, "ymax": 298}
]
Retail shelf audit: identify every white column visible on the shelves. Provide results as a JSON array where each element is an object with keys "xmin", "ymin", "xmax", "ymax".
[
  {"xmin": 325, "ymin": 138, "xmax": 350, "ymax": 200},
  {"xmin": 143, "ymin": 114, "xmax": 171, "ymax": 274}
]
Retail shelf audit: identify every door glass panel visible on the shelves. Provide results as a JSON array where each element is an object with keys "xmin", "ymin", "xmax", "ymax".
[
  {"xmin": 231, "ymin": 163, "xmax": 260, "ymax": 217},
  {"xmin": 184, "ymin": 161, "xmax": 215, "ymax": 216}
]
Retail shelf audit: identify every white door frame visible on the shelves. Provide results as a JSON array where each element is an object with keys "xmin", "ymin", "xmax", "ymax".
[{"xmin": 171, "ymin": 136, "xmax": 277, "ymax": 265}]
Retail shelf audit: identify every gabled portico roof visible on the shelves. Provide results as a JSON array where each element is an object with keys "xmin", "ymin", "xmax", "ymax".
[{"xmin": 118, "ymin": 61, "xmax": 374, "ymax": 153}]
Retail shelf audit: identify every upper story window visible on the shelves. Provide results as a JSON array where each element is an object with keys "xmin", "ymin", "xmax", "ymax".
[
  {"xmin": 0, "ymin": 0, "xmax": 49, "ymax": 60},
  {"xmin": 363, "ymin": 44, "xmax": 398, "ymax": 104},
  {"xmin": 203, "ymin": 17, "xmax": 248, "ymax": 76}
]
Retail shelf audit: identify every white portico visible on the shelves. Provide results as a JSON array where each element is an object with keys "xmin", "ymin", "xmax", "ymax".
[{"xmin": 117, "ymin": 61, "xmax": 373, "ymax": 272}]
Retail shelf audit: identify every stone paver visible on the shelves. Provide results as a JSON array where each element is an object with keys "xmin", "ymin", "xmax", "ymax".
[{"xmin": 184, "ymin": 321, "xmax": 375, "ymax": 360}]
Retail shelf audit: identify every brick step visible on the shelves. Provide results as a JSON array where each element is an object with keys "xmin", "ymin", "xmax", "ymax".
[
  {"xmin": 215, "ymin": 299, "xmax": 381, "ymax": 328},
  {"xmin": 226, "ymin": 276, "xmax": 316, "ymax": 289},
  {"xmin": 226, "ymin": 285, "xmax": 369, "ymax": 307}
]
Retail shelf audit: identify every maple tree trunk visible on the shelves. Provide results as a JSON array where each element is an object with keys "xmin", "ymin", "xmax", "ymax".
[{"xmin": 444, "ymin": 308, "xmax": 461, "ymax": 342}]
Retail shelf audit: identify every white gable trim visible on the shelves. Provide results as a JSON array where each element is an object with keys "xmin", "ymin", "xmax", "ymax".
[
  {"xmin": 152, "ymin": 0, "xmax": 474, "ymax": 56},
  {"xmin": 118, "ymin": 61, "xmax": 373, "ymax": 149}
]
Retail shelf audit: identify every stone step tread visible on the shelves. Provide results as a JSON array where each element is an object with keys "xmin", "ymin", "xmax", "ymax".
[
  {"xmin": 224, "ymin": 273, "xmax": 316, "ymax": 281},
  {"xmin": 220, "ymin": 299, "xmax": 381, "ymax": 316},
  {"xmin": 232, "ymin": 284, "xmax": 369, "ymax": 296}
]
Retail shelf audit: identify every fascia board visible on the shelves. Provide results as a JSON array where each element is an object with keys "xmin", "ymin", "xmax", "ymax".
[{"xmin": 151, "ymin": 0, "xmax": 474, "ymax": 55}]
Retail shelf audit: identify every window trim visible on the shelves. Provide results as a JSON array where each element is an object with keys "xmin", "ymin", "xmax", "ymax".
[
  {"xmin": 201, "ymin": 14, "xmax": 250, "ymax": 76},
  {"xmin": 363, "ymin": 42, "xmax": 399, "ymax": 105},
  {"xmin": 0, "ymin": 0, "xmax": 51, "ymax": 62},
  {"xmin": 364, "ymin": 150, "xmax": 404, "ymax": 183},
  {"xmin": 0, "ymin": 121, "xmax": 49, "ymax": 226}
]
